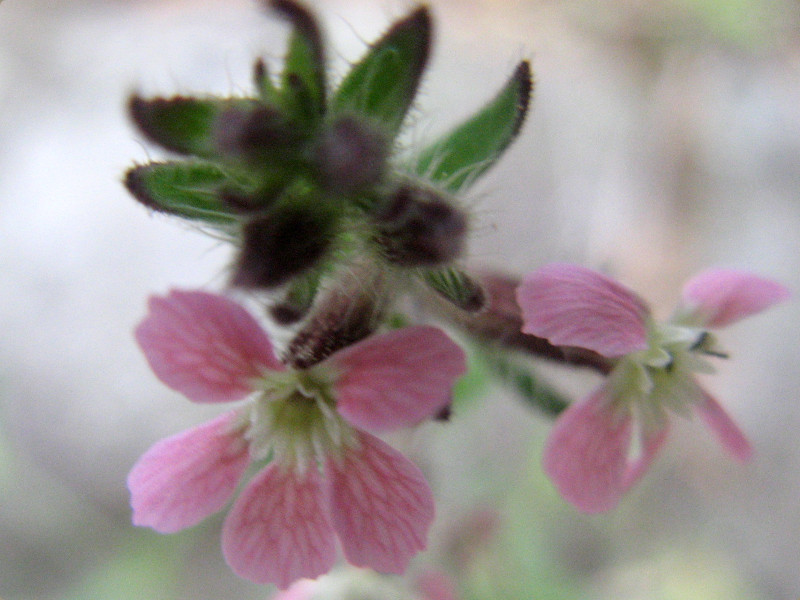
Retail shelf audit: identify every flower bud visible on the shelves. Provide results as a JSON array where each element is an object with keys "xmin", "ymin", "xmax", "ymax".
[
  {"xmin": 283, "ymin": 270, "xmax": 385, "ymax": 368},
  {"xmin": 214, "ymin": 105, "xmax": 302, "ymax": 163},
  {"xmin": 231, "ymin": 205, "xmax": 331, "ymax": 289},
  {"xmin": 312, "ymin": 116, "xmax": 388, "ymax": 193},
  {"xmin": 373, "ymin": 184, "xmax": 467, "ymax": 266}
]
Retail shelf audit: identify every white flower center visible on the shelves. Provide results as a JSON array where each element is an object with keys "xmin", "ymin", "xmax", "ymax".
[
  {"xmin": 610, "ymin": 321, "xmax": 725, "ymax": 432},
  {"xmin": 239, "ymin": 368, "xmax": 357, "ymax": 471}
]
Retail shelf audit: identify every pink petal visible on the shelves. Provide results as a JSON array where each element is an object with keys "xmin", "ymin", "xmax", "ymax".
[
  {"xmin": 416, "ymin": 571, "xmax": 460, "ymax": 600},
  {"xmin": 329, "ymin": 327, "xmax": 466, "ymax": 432},
  {"xmin": 222, "ymin": 463, "xmax": 337, "ymax": 589},
  {"xmin": 127, "ymin": 411, "xmax": 250, "ymax": 533},
  {"xmin": 135, "ymin": 289, "xmax": 283, "ymax": 403},
  {"xmin": 695, "ymin": 389, "xmax": 752, "ymax": 462},
  {"xmin": 270, "ymin": 579, "xmax": 319, "ymax": 600},
  {"xmin": 327, "ymin": 430, "xmax": 434, "ymax": 573},
  {"xmin": 543, "ymin": 387, "xmax": 644, "ymax": 513},
  {"xmin": 517, "ymin": 264, "xmax": 649, "ymax": 357},
  {"xmin": 681, "ymin": 269, "xmax": 790, "ymax": 328}
]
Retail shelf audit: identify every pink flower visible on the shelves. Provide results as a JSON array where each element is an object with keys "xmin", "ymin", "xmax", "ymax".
[
  {"xmin": 517, "ymin": 264, "xmax": 789, "ymax": 513},
  {"xmin": 128, "ymin": 290, "xmax": 466, "ymax": 588}
]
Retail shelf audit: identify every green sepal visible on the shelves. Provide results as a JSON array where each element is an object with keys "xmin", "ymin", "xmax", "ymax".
[
  {"xmin": 128, "ymin": 95, "xmax": 257, "ymax": 159},
  {"xmin": 330, "ymin": 6, "xmax": 431, "ymax": 137},
  {"xmin": 124, "ymin": 161, "xmax": 246, "ymax": 225},
  {"xmin": 415, "ymin": 60, "xmax": 533, "ymax": 191},
  {"xmin": 422, "ymin": 266, "xmax": 486, "ymax": 312},
  {"xmin": 271, "ymin": 0, "xmax": 326, "ymax": 125},
  {"xmin": 253, "ymin": 58, "xmax": 281, "ymax": 105}
]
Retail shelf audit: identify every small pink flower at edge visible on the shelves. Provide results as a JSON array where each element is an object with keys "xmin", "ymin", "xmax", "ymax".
[
  {"xmin": 270, "ymin": 569, "xmax": 460, "ymax": 600},
  {"xmin": 517, "ymin": 264, "xmax": 789, "ymax": 513},
  {"xmin": 128, "ymin": 289, "xmax": 467, "ymax": 588}
]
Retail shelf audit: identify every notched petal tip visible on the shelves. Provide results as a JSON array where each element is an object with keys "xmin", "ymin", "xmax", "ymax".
[{"xmin": 517, "ymin": 264, "xmax": 649, "ymax": 358}]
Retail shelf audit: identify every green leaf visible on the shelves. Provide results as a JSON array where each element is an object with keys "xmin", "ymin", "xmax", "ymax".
[
  {"xmin": 129, "ymin": 95, "xmax": 256, "ymax": 159},
  {"xmin": 422, "ymin": 266, "xmax": 486, "ymax": 312},
  {"xmin": 331, "ymin": 6, "xmax": 431, "ymax": 137},
  {"xmin": 415, "ymin": 60, "xmax": 533, "ymax": 191},
  {"xmin": 271, "ymin": 0, "xmax": 326, "ymax": 124},
  {"xmin": 484, "ymin": 349, "xmax": 569, "ymax": 416},
  {"xmin": 124, "ymin": 161, "xmax": 245, "ymax": 225}
]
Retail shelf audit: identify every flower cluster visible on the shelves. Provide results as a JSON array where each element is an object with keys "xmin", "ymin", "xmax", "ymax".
[
  {"xmin": 125, "ymin": 0, "xmax": 527, "ymax": 588},
  {"xmin": 123, "ymin": 0, "xmax": 789, "ymax": 592},
  {"xmin": 129, "ymin": 290, "xmax": 465, "ymax": 587}
]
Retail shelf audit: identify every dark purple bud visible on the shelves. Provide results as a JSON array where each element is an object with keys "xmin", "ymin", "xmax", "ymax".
[
  {"xmin": 313, "ymin": 116, "xmax": 388, "ymax": 193},
  {"xmin": 373, "ymin": 185, "xmax": 467, "ymax": 266},
  {"xmin": 214, "ymin": 105, "xmax": 300, "ymax": 162},
  {"xmin": 283, "ymin": 281, "xmax": 382, "ymax": 368},
  {"xmin": 231, "ymin": 206, "xmax": 331, "ymax": 289}
]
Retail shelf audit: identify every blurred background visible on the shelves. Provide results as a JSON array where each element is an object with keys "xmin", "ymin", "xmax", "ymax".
[{"xmin": 1, "ymin": 0, "xmax": 799, "ymax": 598}]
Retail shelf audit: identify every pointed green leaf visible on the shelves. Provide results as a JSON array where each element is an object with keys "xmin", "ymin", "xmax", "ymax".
[
  {"xmin": 129, "ymin": 95, "xmax": 257, "ymax": 159},
  {"xmin": 422, "ymin": 266, "xmax": 486, "ymax": 312},
  {"xmin": 271, "ymin": 0, "xmax": 326, "ymax": 124},
  {"xmin": 331, "ymin": 6, "xmax": 431, "ymax": 136},
  {"xmin": 415, "ymin": 60, "xmax": 533, "ymax": 191},
  {"xmin": 124, "ymin": 161, "xmax": 246, "ymax": 225}
]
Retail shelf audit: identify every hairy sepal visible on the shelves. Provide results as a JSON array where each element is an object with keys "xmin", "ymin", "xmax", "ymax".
[{"xmin": 415, "ymin": 61, "xmax": 532, "ymax": 191}]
